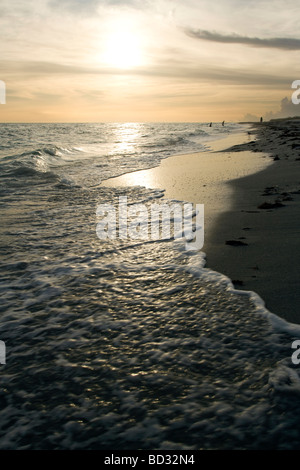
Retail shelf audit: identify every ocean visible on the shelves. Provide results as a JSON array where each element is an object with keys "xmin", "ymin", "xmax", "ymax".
[{"xmin": 1, "ymin": 122, "xmax": 300, "ymax": 450}]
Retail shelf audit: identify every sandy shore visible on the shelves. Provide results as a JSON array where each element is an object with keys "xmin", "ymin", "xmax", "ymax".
[
  {"xmin": 212, "ymin": 119, "xmax": 300, "ymax": 324},
  {"xmin": 101, "ymin": 120, "xmax": 300, "ymax": 324},
  {"xmin": 101, "ymin": 132, "xmax": 272, "ymax": 247}
]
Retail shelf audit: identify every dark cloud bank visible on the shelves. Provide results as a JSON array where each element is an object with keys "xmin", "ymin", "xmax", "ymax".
[{"xmin": 186, "ymin": 29, "xmax": 300, "ymax": 51}]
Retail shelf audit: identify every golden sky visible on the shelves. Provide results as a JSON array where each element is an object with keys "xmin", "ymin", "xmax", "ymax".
[{"xmin": 1, "ymin": 0, "xmax": 300, "ymax": 122}]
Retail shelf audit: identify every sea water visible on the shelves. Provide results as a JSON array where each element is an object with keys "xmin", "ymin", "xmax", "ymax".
[{"xmin": 1, "ymin": 122, "xmax": 300, "ymax": 450}]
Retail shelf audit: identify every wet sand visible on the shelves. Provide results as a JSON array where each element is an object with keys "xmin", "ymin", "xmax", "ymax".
[
  {"xmin": 212, "ymin": 120, "xmax": 300, "ymax": 323},
  {"xmin": 101, "ymin": 121, "xmax": 300, "ymax": 324}
]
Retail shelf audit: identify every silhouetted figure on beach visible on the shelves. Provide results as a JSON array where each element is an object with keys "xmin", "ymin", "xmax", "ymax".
[
  {"xmin": 260, "ymin": 116, "xmax": 263, "ymax": 123},
  {"xmin": 209, "ymin": 122, "xmax": 212, "ymax": 127},
  {"xmin": 222, "ymin": 121, "xmax": 225, "ymax": 126}
]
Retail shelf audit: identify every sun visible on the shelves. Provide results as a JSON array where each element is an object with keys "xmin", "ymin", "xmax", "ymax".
[{"xmin": 103, "ymin": 29, "xmax": 143, "ymax": 69}]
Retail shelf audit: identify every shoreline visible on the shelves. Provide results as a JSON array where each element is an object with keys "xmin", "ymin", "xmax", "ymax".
[
  {"xmin": 100, "ymin": 120, "xmax": 300, "ymax": 324},
  {"xmin": 100, "ymin": 131, "xmax": 272, "ymax": 249},
  {"xmin": 209, "ymin": 120, "xmax": 300, "ymax": 323}
]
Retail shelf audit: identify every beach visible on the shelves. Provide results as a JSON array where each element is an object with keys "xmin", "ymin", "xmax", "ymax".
[
  {"xmin": 2, "ymin": 121, "xmax": 300, "ymax": 450},
  {"xmin": 207, "ymin": 119, "xmax": 300, "ymax": 324},
  {"xmin": 101, "ymin": 119, "xmax": 300, "ymax": 324},
  {"xmin": 3, "ymin": 0, "xmax": 300, "ymax": 453}
]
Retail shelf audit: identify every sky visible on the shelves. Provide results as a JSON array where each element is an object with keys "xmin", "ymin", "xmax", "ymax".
[{"xmin": 1, "ymin": 0, "xmax": 300, "ymax": 122}]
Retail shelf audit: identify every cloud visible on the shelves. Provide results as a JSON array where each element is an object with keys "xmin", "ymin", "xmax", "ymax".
[
  {"xmin": 2, "ymin": 59, "xmax": 292, "ymax": 90},
  {"xmin": 48, "ymin": 0, "xmax": 147, "ymax": 14},
  {"xmin": 265, "ymin": 97, "xmax": 300, "ymax": 120},
  {"xmin": 241, "ymin": 113, "xmax": 260, "ymax": 122},
  {"xmin": 48, "ymin": 0, "xmax": 101, "ymax": 14},
  {"xmin": 185, "ymin": 29, "xmax": 300, "ymax": 50}
]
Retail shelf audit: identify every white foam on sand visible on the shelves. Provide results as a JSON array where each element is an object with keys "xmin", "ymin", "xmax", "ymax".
[
  {"xmin": 100, "ymin": 130, "xmax": 300, "ymax": 335},
  {"xmin": 101, "ymin": 132, "xmax": 273, "ymax": 244},
  {"xmin": 179, "ymin": 241, "xmax": 300, "ymax": 336}
]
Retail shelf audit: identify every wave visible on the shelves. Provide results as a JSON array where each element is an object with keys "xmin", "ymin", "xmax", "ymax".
[
  {"xmin": 0, "ymin": 122, "xmax": 248, "ymax": 188},
  {"xmin": 1, "ymin": 217, "xmax": 300, "ymax": 449},
  {"xmin": 0, "ymin": 145, "xmax": 87, "ymax": 185},
  {"xmin": 1, "ymin": 159, "xmax": 300, "ymax": 450},
  {"xmin": 19, "ymin": 145, "xmax": 84, "ymax": 162},
  {"xmin": 181, "ymin": 242, "xmax": 300, "ymax": 336}
]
